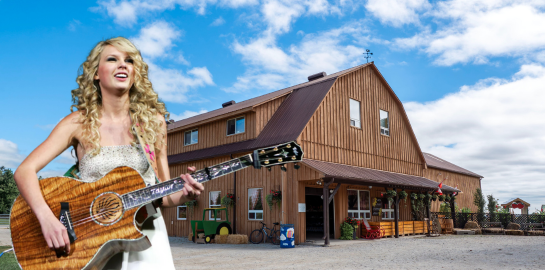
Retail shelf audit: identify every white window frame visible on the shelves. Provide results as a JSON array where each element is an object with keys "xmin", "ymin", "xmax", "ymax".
[
  {"xmin": 209, "ymin": 191, "xmax": 222, "ymax": 220},
  {"xmin": 227, "ymin": 116, "xmax": 245, "ymax": 136},
  {"xmin": 380, "ymin": 110, "xmax": 390, "ymax": 136},
  {"xmin": 349, "ymin": 99, "xmax": 361, "ymax": 128},
  {"xmin": 176, "ymin": 205, "xmax": 187, "ymax": 220},
  {"xmin": 248, "ymin": 188, "xmax": 263, "ymax": 220},
  {"xmin": 184, "ymin": 129, "xmax": 198, "ymax": 146},
  {"xmin": 347, "ymin": 190, "xmax": 371, "ymax": 220},
  {"xmin": 381, "ymin": 201, "xmax": 396, "ymax": 220}
]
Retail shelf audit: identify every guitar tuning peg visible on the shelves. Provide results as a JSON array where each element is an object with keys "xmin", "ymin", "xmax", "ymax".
[
  {"xmin": 281, "ymin": 165, "xmax": 286, "ymax": 172},
  {"xmin": 278, "ymin": 158, "xmax": 283, "ymax": 162},
  {"xmin": 264, "ymin": 160, "xmax": 269, "ymax": 165},
  {"xmin": 273, "ymin": 147, "xmax": 278, "ymax": 151},
  {"xmin": 291, "ymin": 156, "xmax": 296, "ymax": 160},
  {"xmin": 267, "ymin": 167, "xmax": 272, "ymax": 171},
  {"xmin": 294, "ymin": 163, "xmax": 300, "ymax": 170},
  {"xmin": 286, "ymin": 144, "xmax": 291, "ymax": 148},
  {"xmin": 260, "ymin": 150, "xmax": 265, "ymax": 154}
]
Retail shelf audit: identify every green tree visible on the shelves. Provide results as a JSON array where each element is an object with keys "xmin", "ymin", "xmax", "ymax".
[
  {"xmin": 473, "ymin": 188, "xmax": 486, "ymax": 214},
  {"xmin": 0, "ymin": 166, "xmax": 20, "ymax": 214},
  {"xmin": 487, "ymin": 194, "xmax": 498, "ymax": 214}
]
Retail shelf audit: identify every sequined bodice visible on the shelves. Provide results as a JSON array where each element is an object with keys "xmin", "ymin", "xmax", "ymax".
[{"xmin": 79, "ymin": 144, "xmax": 155, "ymax": 185}]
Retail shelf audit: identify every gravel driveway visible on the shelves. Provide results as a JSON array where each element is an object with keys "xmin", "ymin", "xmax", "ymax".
[{"xmin": 1, "ymin": 228, "xmax": 542, "ymax": 269}]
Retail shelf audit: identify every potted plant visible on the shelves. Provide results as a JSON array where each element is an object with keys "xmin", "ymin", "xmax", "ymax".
[
  {"xmin": 438, "ymin": 195, "xmax": 445, "ymax": 202},
  {"xmin": 418, "ymin": 194, "xmax": 426, "ymax": 200},
  {"xmin": 344, "ymin": 216, "xmax": 360, "ymax": 239},
  {"xmin": 410, "ymin": 193, "xmax": 418, "ymax": 204},
  {"xmin": 445, "ymin": 195, "xmax": 451, "ymax": 202},
  {"xmin": 432, "ymin": 194, "xmax": 438, "ymax": 201},
  {"xmin": 265, "ymin": 189, "xmax": 282, "ymax": 210},
  {"xmin": 184, "ymin": 199, "xmax": 198, "ymax": 217}
]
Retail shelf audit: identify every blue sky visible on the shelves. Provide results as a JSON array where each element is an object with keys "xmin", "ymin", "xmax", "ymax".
[{"xmin": 1, "ymin": 0, "xmax": 544, "ymax": 212}]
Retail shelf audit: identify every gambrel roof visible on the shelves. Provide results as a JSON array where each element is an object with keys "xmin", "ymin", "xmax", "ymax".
[{"xmin": 423, "ymin": 152, "xmax": 483, "ymax": 178}]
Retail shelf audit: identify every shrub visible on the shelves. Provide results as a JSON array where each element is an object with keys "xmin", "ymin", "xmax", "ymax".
[{"xmin": 340, "ymin": 222, "xmax": 354, "ymax": 240}]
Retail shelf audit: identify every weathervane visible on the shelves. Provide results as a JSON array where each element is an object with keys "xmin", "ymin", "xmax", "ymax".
[{"xmin": 364, "ymin": 49, "xmax": 373, "ymax": 63}]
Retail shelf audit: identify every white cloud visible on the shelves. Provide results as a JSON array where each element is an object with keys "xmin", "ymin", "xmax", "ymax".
[
  {"xmin": 225, "ymin": 21, "xmax": 368, "ymax": 92},
  {"xmin": 210, "ymin": 16, "xmax": 226, "ymax": 26},
  {"xmin": 405, "ymin": 64, "xmax": 545, "ymax": 212},
  {"xmin": 169, "ymin": 109, "xmax": 209, "ymax": 120},
  {"xmin": 395, "ymin": 1, "xmax": 545, "ymax": 65},
  {"xmin": 131, "ymin": 21, "xmax": 181, "ymax": 59},
  {"xmin": 94, "ymin": 0, "xmax": 259, "ymax": 26},
  {"xmin": 149, "ymin": 63, "xmax": 214, "ymax": 103},
  {"xmin": 365, "ymin": 0, "xmax": 430, "ymax": 27},
  {"xmin": 0, "ymin": 139, "xmax": 24, "ymax": 169},
  {"xmin": 68, "ymin": 19, "xmax": 82, "ymax": 31}
]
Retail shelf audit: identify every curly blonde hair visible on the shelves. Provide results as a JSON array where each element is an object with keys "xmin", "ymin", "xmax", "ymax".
[{"xmin": 71, "ymin": 37, "xmax": 169, "ymax": 156}]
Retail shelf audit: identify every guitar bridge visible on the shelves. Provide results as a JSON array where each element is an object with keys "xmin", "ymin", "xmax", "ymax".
[{"xmin": 59, "ymin": 202, "xmax": 77, "ymax": 243}]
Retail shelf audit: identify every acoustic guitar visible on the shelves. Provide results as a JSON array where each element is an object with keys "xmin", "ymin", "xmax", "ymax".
[{"xmin": 10, "ymin": 142, "xmax": 303, "ymax": 269}]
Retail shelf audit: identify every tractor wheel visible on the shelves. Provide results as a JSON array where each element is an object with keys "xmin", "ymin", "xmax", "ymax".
[
  {"xmin": 205, "ymin": 235, "xmax": 213, "ymax": 244},
  {"xmin": 216, "ymin": 223, "xmax": 233, "ymax": 236}
]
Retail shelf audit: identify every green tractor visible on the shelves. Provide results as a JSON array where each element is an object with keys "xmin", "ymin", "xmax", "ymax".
[{"xmin": 191, "ymin": 207, "xmax": 232, "ymax": 243}]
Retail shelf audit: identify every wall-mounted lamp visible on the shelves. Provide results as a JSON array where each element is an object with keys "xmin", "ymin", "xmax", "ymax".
[
  {"xmin": 330, "ymin": 189, "xmax": 333, "ymax": 193},
  {"xmin": 281, "ymin": 165, "xmax": 287, "ymax": 172},
  {"xmin": 369, "ymin": 186, "xmax": 372, "ymax": 189},
  {"xmin": 267, "ymin": 167, "xmax": 271, "ymax": 171}
]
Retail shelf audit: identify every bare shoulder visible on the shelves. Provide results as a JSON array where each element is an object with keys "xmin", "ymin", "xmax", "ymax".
[
  {"xmin": 53, "ymin": 111, "xmax": 84, "ymax": 142},
  {"xmin": 155, "ymin": 112, "xmax": 167, "ymax": 129}
]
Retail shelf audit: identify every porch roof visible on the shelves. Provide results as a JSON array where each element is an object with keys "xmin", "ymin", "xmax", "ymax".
[{"xmin": 302, "ymin": 159, "xmax": 459, "ymax": 193}]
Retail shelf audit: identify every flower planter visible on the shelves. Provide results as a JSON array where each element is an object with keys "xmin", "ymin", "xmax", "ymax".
[{"xmin": 413, "ymin": 221, "xmax": 426, "ymax": 234}]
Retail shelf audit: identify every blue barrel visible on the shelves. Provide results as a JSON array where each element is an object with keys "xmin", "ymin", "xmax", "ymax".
[{"xmin": 280, "ymin": 224, "xmax": 295, "ymax": 248}]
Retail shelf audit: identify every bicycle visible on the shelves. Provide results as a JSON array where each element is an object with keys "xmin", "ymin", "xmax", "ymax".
[{"xmin": 249, "ymin": 222, "xmax": 280, "ymax": 244}]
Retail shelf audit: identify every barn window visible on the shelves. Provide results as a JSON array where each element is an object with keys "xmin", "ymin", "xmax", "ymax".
[
  {"xmin": 347, "ymin": 190, "xmax": 370, "ymax": 219},
  {"xmin": 248, "ymin": 188, "xmax": 263, "ymax": 220},
  {"xmin": 227, "ymin": 116, "xmax": 245, "ymax": 135},
  {"xmin": 209, "ymin": 191, "xmax": 222, "ymax": 220},
  {"xmin": 380, "ymin": 110, "xmax": 389, "ymax": 136},
  {"xmin": 177, "ymin": 205, "xmax": 187, "ymax": 220},
  {"xmin": 349, "ymin": 99, "xmax": 361, "ymax": 128},
  {"xmin": 184, "ymin": 129, "xmax": 198, "ymax": 146}
]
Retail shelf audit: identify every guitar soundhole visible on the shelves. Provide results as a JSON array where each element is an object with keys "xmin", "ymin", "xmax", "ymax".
[{"xmin": 90, "ymin": 192, "xmax": 124, "ymax": 226}]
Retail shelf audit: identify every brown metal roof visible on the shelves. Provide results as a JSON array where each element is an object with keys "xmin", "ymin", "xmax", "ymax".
[
  {"xmin": 423, "ymin": 152, "xmax": 482, "ymax": 178},
  {"xmin": 167, "ymin": 63, "xmax": 372, "ymax": 132},
  {"xmin": 168, "ymin": 78, "xmax": 338, "ymax": 164},
  {"xmin": 302, "ymin": 159, "xmax": 459, "ymax": 193}
]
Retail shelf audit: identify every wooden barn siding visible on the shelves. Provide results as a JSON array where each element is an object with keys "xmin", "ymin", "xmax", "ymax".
[
  {"xmin": 423, "ymin": 168, "xmax": 481, "ymax": 212},
  {"xmin": 167, "ymin": 96, "xmax": 287, "ymax": 156},
  {"xmin": 164, "ymin": 156, "xmax": 305, "ymax": 242},
  {"xmin": 299, "ymin": 66, "xmax": 424, "ymax": 176}
]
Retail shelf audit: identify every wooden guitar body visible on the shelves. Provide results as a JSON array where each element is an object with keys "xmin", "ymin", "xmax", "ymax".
[{"xmin": 10, "ymin": 167, "xmax": 154, "ymax": 270}]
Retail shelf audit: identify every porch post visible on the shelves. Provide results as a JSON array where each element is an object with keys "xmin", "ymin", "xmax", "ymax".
[
  {"xmin": 450, "ymin": 195, "xmax": 456, "ymax": 227},
  {"xmin": 323, "ymin": 180, "xmax": 331, "ymax": 246},
  {"xmin": 426, "ymin": 195, "xmax": 431, "ymax": 235},
  {"xmin": 394, "ymin": 189, "xmax": 399, "ymax": 238}
]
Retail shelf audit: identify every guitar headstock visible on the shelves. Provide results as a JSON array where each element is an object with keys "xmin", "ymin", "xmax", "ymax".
[{"xmin": 252, "ymin": 142, "xmax": 303, "ymax": 168}]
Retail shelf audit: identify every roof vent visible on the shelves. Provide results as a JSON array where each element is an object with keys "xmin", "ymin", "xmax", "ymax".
[
  {"xmin": 222, "ymin": 100, "xmax": 236, "ymax": 108},
  {"xmin": 308, "ymin": 72, "xmax": 326, "ymax": 81}
]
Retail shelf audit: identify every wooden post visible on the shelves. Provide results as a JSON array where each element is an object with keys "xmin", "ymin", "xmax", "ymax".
[
  {"xmin": 323, "ymin": 180, "xmax": 331, "ymax": 246},
  {"xmin": 282, "ymin": 167, "xmax": 287, "ymax": 224},
  {"xmin": 426, "ymin": 198, "xmax": 431, "ymax": 235},
  {"xmin": 394, "ymin": 189, "xmax": 399, "ymax": 238},
  {"xmin": 450, "ymin": 195, "xmax": 456, "ymax": 228},
  {"xmin": 231, "ymin": 154, "xmax": 237, "ymax": 234}
]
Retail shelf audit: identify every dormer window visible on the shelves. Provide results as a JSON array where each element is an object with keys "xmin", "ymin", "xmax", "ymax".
[
  {"xmin": 184, "ymin": 129, "xmax": 198, "ymax": 146},
  {"xmin": 380, "ymin": 110, "xmax": 389, "ymax": 136},
  {"xmin": 349, "ymin": 99, "xmax": 361, "ymax": 128},
  {"xmin": 227, "ymin": 116, "xmax": 245, "ymax": 135}
]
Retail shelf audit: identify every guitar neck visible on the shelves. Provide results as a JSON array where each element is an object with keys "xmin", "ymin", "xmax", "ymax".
[{"xmin": 121, "ymin": 154, "xmax": 254, "ymax": 210}]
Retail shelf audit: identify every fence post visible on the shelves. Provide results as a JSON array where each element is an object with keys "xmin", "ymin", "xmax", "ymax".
[{"xmin": 450, "ymin": 198, "xmax": 456, "ymax": 228}]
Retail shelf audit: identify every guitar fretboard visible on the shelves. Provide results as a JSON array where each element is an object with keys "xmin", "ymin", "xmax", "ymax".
[{"xmin": 121, "ymin": 155, "xmax": 253, "ymax": 210}]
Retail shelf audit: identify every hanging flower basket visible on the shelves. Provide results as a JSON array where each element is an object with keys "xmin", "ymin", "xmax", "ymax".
[
  {"xmin": 418, "ymin": 194, "xmax": 426, "ymax": 200},
  {"xmin": 445, "ymin": 195, "xmax": 451, "ymax": 202},
  {"xmin": 438, "ymin": 195, "xmax": 445, "ymax": 202},
  {"xmin": 399, "ymin": 190, "xmax": 408, "ymax": 202},
  {"xmin": 266, "ymin": 189, "xmax": 282, "ymax": 210},
  {"xmin": 221, "ymin": 193, "xmax": 236, "ymax": 208},
  {"xmin": 385, "ymin": 190, "xmax": 397, "ymax": 203},
  {"xmin": 432, "ymin": 194, "xmax": 438, "ymax": 201},
  {"xmin": 184, "ymin": 199, "xmax": 198, "ymax": 217}
]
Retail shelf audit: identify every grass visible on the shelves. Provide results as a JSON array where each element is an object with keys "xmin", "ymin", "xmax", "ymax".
[
  {"xmin": 0, "ymin": 219, "xmax": 9, "ymax": 225},
  {"xmin": 0, "ymin": 245, "xmax": 19, "ymax": 270}
]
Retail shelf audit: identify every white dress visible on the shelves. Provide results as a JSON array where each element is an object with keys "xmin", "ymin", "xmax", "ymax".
[{"xmin": 79, "ymin": 144, "xmax": 175, "ymax": 270}]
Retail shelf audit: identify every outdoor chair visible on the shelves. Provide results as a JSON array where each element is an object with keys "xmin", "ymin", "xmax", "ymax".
[{"xmin": 361, "ymin": 219, "xmax": 385, "ymax": 239}]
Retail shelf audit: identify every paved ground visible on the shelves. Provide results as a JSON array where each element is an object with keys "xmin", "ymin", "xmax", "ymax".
[{"xmin": 2, "ymin": 228, "xmax": 543, "ymax": 269}]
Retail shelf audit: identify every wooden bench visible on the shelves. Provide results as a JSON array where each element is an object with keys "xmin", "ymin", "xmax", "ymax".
[
  {"xmin": 481, "ymin": 222, "xmax": 505, "ymax": 235},
  {"xmin": 521, "ymin": 223, "xmax": 545, "ymax": 232}
]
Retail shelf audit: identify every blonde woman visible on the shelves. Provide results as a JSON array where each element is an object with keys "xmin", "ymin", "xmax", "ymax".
[{"xmin": 14, "ymin": 37, "xmax": 203, "ymax": 269}]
